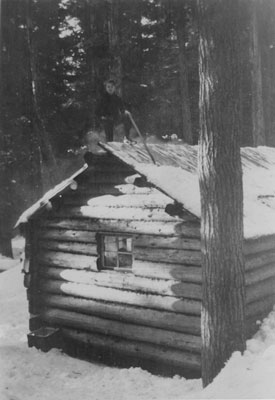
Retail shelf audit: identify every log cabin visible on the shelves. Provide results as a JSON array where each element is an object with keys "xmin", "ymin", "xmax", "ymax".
[{"xmin": 16, "ymin": 143, "xmax": 275, "ymax": 377}]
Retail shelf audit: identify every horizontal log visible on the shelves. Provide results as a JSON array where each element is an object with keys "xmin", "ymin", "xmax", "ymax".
[
  {"xmin": 37, "ymin": 251, "xmax": 98, "ymax": 271},
  {"xmin": 37, "ymin": 250, "xmax": 202, "ymax": 284},
  {"xmin": 41, "ymin": 293, "xmax": 201, "ymax": 334},
  {"xmin": 246, "ymin": 295, "xmax": 275, "ymax": 318},
  {"xmin": 80, "ymin": 193, "xmax": 173, "ymax": 210},
  {"xmin": 61, "ymin": 328, "xmax": 201, "ymax": 371},
  {"xmin": 244, "ymin": 235, "xmax": 275, "ymax": 256},
  {"xmin": 38, "ymin": 240, "xmax": 98, "ymax": 256},
  {"xmin": 38, "ymin": 239, "xmax": 201, "ymax": 266},
  {"xmin": 41, "ymin": 307, "xmax": 201, "ymax": 352},
  {"xmin": 50, "ymin": 206, "xmax": 185, "ymax": 223},
  {"xmin": 246, "ymin": 263, "xmax": 275, "ymax": 286},
  {"xmin": 135, "ymin": 235, "xmax": 201, "ymax": 250},
  {"xmin": 38, "ymin": 218, "xmax": 201, "ymax": 238},
  {"xmin": 63, "ymin": 184, "xmax": 155, "ymax": 198},
  {"xmin": 36, "ymin": 229, "xmax": 200, "ymax": 250},
  {"xmin": 40, "ymin": 266, "xmax": 202, "ymax": 299},
  {"xmin": 245, "ymin": 250, "xmax": 275, "ymax": 270},
  {"xmin": 134, "ymin": 247, "xmax": 201, "ymax": 266},
  {"xmin": 246, "ymin": 276, "xmax": 275, "ymax": 303},
  {"xmin": 37, "ymin": 229, "xmax": 97, "ymax": 243},
  {"xmin": 39, "ymin": 279, "xmax": 202, "ymax": 317},
  {"xmin": 133, "ymin": 260, "xmax": 202, "ymax": 283}
]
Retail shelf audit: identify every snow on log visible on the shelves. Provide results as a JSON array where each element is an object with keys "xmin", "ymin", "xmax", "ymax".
[
  {"xmin": 37, "ymin": 251, "xmax": 98, "ymax": 271},
  {"xmin": 40, "ymin": 266, "xmax": 202, "ymax": 298},
  {"xmin": 38, "ymin": 218, "xmax": 201, "ymax": 237},
  {"xmin": 133, "ymin": 260, "xmax": 202, "ymax": 283},
  {"xmin": 39, "ymin": 279, "xmax": 201, "ymax": 317},
  {"xmin": 41, "ymin": 293, "xmax": 201, "ymax": 333}
]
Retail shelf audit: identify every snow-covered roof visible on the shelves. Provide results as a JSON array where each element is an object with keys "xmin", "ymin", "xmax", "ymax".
[
  {"xmin": 101, "ymin": 143, "xmax": 275, "ymax": 240},
  {"xmin": 14, "ymin": 164, "xmax": 88, "ymax": 228},
  {"xmin": 16, "ymin": 142, "xmax": 275, "ymax": 240}
]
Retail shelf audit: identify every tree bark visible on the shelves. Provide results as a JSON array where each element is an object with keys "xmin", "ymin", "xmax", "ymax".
[
  {"xmin": 26, "ymin": 0, "xmax": 56, "ymax": 166},
  {"xmin": 107, "ymin": 0, "xmax": 122, "ymax": 93},
  {"xmin": 0, "ymin": 0, "xmax": 16, "ymax": 257},
  {"xmin": 250, "ymin": 0, "xmax": 265, "ymax": 146},
  {"xmin": 258, "ymin": 0, "xmax": 275, "ymax": 146},
  {"xmin": 197, "ymin": 0, "xmax": 246, "ymax": 387},
  {"xmin": 0, "ymin": 0, "xmax": 13, "ymax": 257},
  {"xmin": 174, "ymin": 0, "xmax": 193, "ymax": 143},
  {"xmin": 83, "ymin": 0, "xmax": 102, "ymax": 128},
  {"xmin": 0, "ymin": 0, "xmax": 43, "ymax": 254}
]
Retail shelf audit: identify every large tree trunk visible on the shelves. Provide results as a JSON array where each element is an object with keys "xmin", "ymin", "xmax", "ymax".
[
  {"xmin": 0, "ymin": 0, "xmax": 43, "ymax": 255},
  {"xmin": 250, "ymin": 0, "xmax": 265, "ymax": 146},
  {"xmin": 174, "ymin": 0, "xmax": 193, "ymax": 144},
  {"xmin": 197, "ymin": 0, "xmax": 246, "ymax": 387},
  {"xmin": 0, "ymin": 0, "xmax": 13, "ymax": 256},
  {"xmin": 107, "ymin": 0, "xmax": 122, "ymax": 93},
  {"xmin": 258, "ymin": 0, "xmax": 275, "ymax": 146},
  {"xmin": 26, "ymin": 0, "xmax": 56, "ymax": 166},
  {"xmin": 84, "ymin": 0, "xmax": 98, "ymax": 128}
]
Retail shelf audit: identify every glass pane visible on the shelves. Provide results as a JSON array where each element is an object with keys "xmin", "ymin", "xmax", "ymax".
[
  {"xmin": 104, "ymin": 251, "xmax": 117, "ymax": 268},
  {"xmin": 105, "ymin": 236, "xmax": 117, "ymax": 252},
  {"xmin": 101, "ymin": 235, "xmax": 133, "ymax": 270},
  {"xmin": 117, "ymin": 253, "xmax": 132, "ymax": 268}
]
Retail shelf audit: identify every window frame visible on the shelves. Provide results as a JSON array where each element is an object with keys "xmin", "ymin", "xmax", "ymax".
[{"xmin": 98, "ymin": 233, "xmax": 134, "ymax": 272}]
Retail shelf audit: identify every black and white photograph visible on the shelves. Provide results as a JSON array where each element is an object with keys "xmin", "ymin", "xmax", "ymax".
[{"xmin": 1, "ymin": 0, "xmax": 275, "ymax": 399}]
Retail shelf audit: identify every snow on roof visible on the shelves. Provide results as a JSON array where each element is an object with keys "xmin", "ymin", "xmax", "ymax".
[
  {"xmin": 101, "ymin": 143, "xmax": 275, "ymax": 240},
  {"xmin": 14, "ymin": 164, "xmax": 88, "ymax": 228},
  {"xmin": 16, "ymin": 142, "xmax": 275, "ymax": 240}
]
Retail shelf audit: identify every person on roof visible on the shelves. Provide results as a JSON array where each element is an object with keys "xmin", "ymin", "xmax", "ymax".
[{"xmin": 96, "ymin": 79, "xmax": 132, "ymax": 142}]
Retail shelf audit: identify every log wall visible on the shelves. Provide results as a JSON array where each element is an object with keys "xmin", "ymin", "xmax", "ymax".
[
  {"xmin": 26, "ymin": 153, "xmax": 275, "ymax": 375},
  {"xmin": 27, "ymin": 154, "xmax": 203, "ymax": 376},
  {"xmin": 244, "ymin": 235, "xmax": 275, "ymax": 336}
]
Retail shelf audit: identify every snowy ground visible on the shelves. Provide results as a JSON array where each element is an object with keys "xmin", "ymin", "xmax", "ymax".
[{"xmin": 1, "ymin": 243, "xmax": 275, "ymax": 399}]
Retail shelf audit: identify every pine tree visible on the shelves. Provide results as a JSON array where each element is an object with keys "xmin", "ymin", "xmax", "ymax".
[{"xmin": 198, "ymin": 0, "xmax": 246, "ymax": 386}]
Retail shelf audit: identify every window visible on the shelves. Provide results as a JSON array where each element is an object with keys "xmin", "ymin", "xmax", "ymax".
[{"xmin": 99, "ymin": 234, "xmax": 133, "ymax": 272}]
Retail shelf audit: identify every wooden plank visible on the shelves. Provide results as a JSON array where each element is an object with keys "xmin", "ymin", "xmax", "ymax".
[
  {"xmin": 61, "ymin": 328, "xmax": 201, "ymax": 371},
  {"xmin": 246, "ymin": 295, "xmax": 275, "ymax": 318},
  {"xmin": 28, "ymin": 221, "xmax": 41, "ymax": 315},
  {"xmin": 37, "ymin": 229, "xmax": 97, "ymax": 243},
  {"xmin": 38, "ymin": 240, "xmax": 98, "ymax": 256},
  {"xmin": 41, "ymin": 308, "xmax": 201, "ymax": 352},
  {"xmin": 37, "ymin": 250, "xmax": 202, "ymax": 284},
  {"xmin": 133, "ymin": 260, "xmax": 202, "ymax": 283},
  {"xmin": 63, "ymin": 184, "xmax": 154, "ymax": 198},
  {"xmin": 37, "ymin": 229, "xmax": 200, "ymax": 250},
  {"xmin": 245, "ymin": 251, "xmax": 275, "ymax": 270},
  {"xmin": 246, "ymin": 276, "xmax": 275, "ymax": 303},
  {"xmin": 40, "ymin": 266, "xmax": 202, "ymax": 299},
  {"xmin": 50, "ymin": 206, "xmax": 184, "ymax": 222},
  {"xmin": 39, "ymin": 278, "xmax": 202, "ymax": 316},
  {"xmin": 38, "ymin": 238, "xmax": 201, "ymax": 266},
  {"xmin": 75, "ymin": 193, "xmax": 172, "ymax": 209},
  {"xmin": 37, "ymin": 251, "xmax": 98, "ymax": 271},
  {"xmin": 134, "ymin": 247, "xmax": 201, "ymax": 265},
  {"xmin": 41, "ymin": 293, "xmax": 201, "ymax": 334},
  {"xmin": 38, "ymin": 218, "xmax": 201, "ymax": 238},
  {"xmin": 246, "ymin": 263, "xmax": 275, "ymax": 285},
  {"xmin": 135, "ymin": 235, "xmax": 201, "ymax": 250},
  {"xmin": 244, "ymin": 235, "xmax": 275, "ymax": 255}
]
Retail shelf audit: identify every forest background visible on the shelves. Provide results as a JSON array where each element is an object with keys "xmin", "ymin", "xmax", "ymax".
[{"xmin": 1, "ymin": 0, "xmax": 275, "ymax": 257}]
